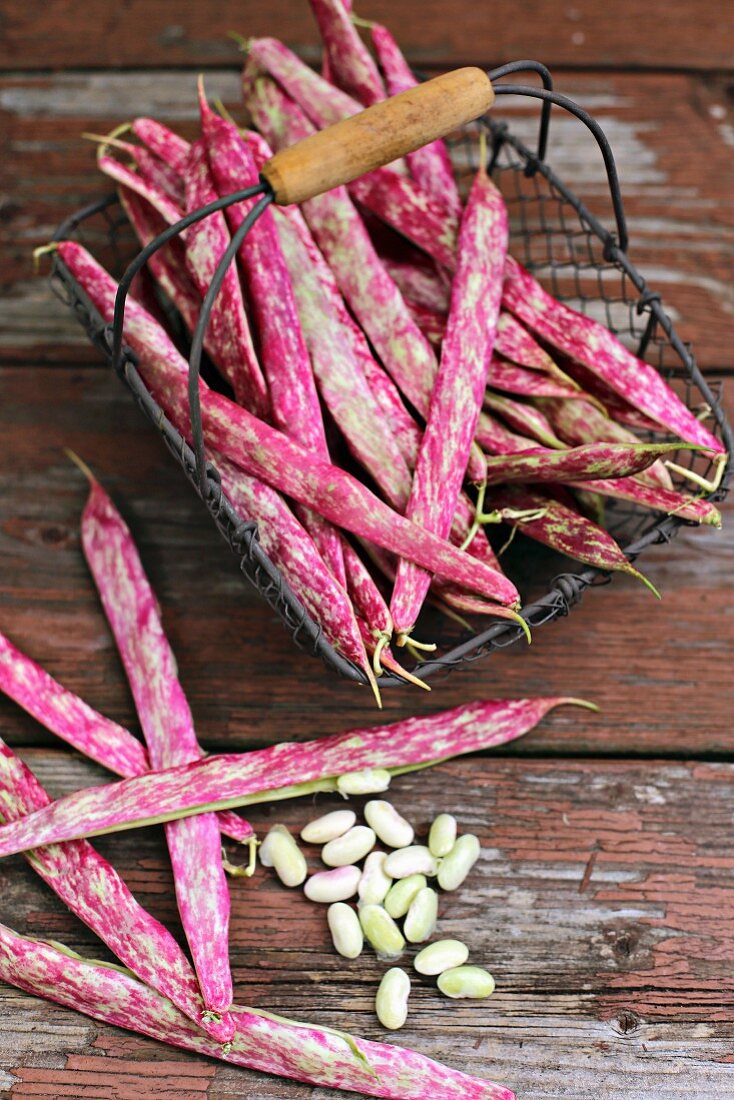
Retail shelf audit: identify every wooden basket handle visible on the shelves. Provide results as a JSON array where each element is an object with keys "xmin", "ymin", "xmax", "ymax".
[{"xmin": 260, "ymin": 67, "xmax": 494, "ymax": 206}]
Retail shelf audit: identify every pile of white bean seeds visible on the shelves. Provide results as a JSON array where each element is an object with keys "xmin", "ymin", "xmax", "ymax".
[{"xmin": 257, "ymin": 768, "xmax": 494, "ymax": 1030}]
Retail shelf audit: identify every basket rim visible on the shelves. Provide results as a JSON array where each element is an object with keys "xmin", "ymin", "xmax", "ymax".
[{"xmin": 49, "ymin": 120, "xmax": 733, "ymax": 688}]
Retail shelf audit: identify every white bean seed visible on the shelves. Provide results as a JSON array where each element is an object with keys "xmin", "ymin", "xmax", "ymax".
[
  {"xmin": 258, "ymin": 824, "xmax": 307, "ymax": 887},
  {"xmin": 304, "ymin": 865, "xmax": 361, "ymax": 903},
  {"xmin": 364, "ymin": 800, "xmax": 414, "ymax": 849},
  {"xmin": 358, "ymin": 852, "xmax": 393, "ymax": 906},
  {"xmin": 322, "ymin": 825, "xmax": 376, "ymax": 867},
  {"xmin": 384, "ymin": 874, "xmax": 427, "ymax": 919},
  {"xmin": 383, "ymin": 845, "xmax": 438, "ymax": 880},
  {"xmin": 428, "ymin": 813, "xmax": 457, "ymax": 858},
  {"xmin": 437, "ymin": 965, "xmax": 495, "ymax": 999},
  {"xmin": 375, "ymin": 967, "xmax": 410, "ymax": 1030},
  {"xmin": 301, "ymin": 810, "xmax": 356, "ymax": 845},
  {"xmin": 414, "ymin": 939, "xmax": 469, "ymax": 976},
  {"xmin": 359, "ymin": 904, "xmax": 405, "ymax": 959},
  {"xmin": 327, "ymin": 903, "xmax": 364, "ymax": 959},
  {"xmin": 403, "ymin": 887, "xmax": 438, "ymax": 943},
  {"xmin": 437, "ymin": 834, "xmax": 480, "ymax": 891},
  {"xmin": 336, "ymin": 768, "xmax": 392, "ymax": 795}
]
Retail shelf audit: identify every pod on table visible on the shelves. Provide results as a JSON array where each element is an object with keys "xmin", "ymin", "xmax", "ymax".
[
  {"xmin": 358, "ymin": 852, "xmax": 393, "ymax": 906},
  {"xmin": 0, "ymin": 695, "xmax": 596, "ymax": 856},
  {"xmin": 322, "ymin": 825, "xmax": 376, "ymax": 867},
  {"xmin": 78, "ymin": 463, "xmax": 234, "ymax": 1019},
  {"xmin": 414, "ymin": 940, "xmax": 469, "ymax": 976},
  {"xmin": 0, "ymin": 923, "xmax": 516, "ymax": 1099},
  {"xmin": 390, "ymin": 159, "xmax": 509, "ymax": 642},
  {"xmin": 384, "ymin": 846, "xmax": 438, "ymax": 880},
  {"xmin": 327, "ymin": 902, "xmax": 364, "ymax": 959},
  {"xmin": 437, "ymin": 834, "xmax": 481, "ymax": 892},
  {"xmin": 0, "ymin": 740, "xmax": 233, "ymax": 1043},
  {"xmin": 59, "ymin": 242, "xmax": 521, "ymax": 609},
  {"xmin": 0, "ymin": 629, "xmax": 252, "ymax": 847},
  {"xmin": 301, "ymin": 809, "xmax": 356, "ymax": 845},
  {"xmin": 404, "ymin": 887, "xmax": 439, "ymax": 943},
  {"xmin": 359, "ymin": 905, "xmax": 405, "ymax": 959},
  {"xmin": 438, "ymin": 966, "xmax": 495, "ymax": 1000},
  {"xmin": 260, "ymin": 825, "xmax": 308, "ymax": 887},
  {"xmin": 376, "ymin": 967, "xmax": 411, "ymax": 1031},
  {"xmin": 384, "ymin": 874, "xmax": 428, "ymax": 919},
  {"xmin": 305, "ymin": 865, "xmax": 361, "ymax": 903},
  {"xmin": 364, "ymin": 800, "xmax": 414, "ymax": 849},
  {"xmin": 428, "ymin": 813, "xmax": 457, "ymax": 858}
]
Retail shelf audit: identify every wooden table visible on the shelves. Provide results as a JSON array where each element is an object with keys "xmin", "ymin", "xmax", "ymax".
[{"xmin": 1, "ymin": 3, "xmax": 733, "ymax": 1096}]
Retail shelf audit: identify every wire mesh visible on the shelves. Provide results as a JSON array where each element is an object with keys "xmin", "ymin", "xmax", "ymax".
[{"xmin": 49, "ymin": 108, "xmax": 732, "ymax": 688}]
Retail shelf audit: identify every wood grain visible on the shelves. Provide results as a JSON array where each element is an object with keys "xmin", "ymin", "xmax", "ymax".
[
  {"xmin": 2, "ymin": 72, "xmax": 732, "ymax": 368},
  {"xmin": 1, "ymin": 0, "xmax": 734, "ymax": 72},
  {"xmin": 1, "ymin": 753, "xmax": 733, "ymax": 1099},
  {"xmin": 0, "ymin": 366, "xmax": 730, "ymax": 759}
]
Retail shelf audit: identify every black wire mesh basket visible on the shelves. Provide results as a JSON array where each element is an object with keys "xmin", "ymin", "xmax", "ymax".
[{"xmin": 48, "ymin": 76, "xmax": 733, "ymax": 689}]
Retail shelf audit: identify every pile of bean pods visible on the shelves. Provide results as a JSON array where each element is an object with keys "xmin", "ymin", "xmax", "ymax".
[{"xmin": 40, "ymin": 0, "xmax": 725, "ymax": 705}]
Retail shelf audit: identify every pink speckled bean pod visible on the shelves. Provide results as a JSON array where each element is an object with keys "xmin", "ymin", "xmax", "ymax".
[
  {"xmin": 0, "ymin": 923, "xmax": 516, "ymax": 1099},
  {"xmin": 98, "ymin": 152, "xmax": 183, "ymax": 223},
  {"xmin": 380, "ymin": 255, "xmax": 450, "ymax": 315},
  {"xmin": 565, "ymin": 476, "xmax": 722, "ymax": 526},
  {"xmin": 243, "ymin": 36, "xmax": 361, "ymax": 126},
  {"xmin": 0, "ymin": 698, "xmax": 591, "ymax": 854},
  {"xmin": 536, "ymin": 396, "xmax": 674, "ymax": 491},
  {"xmin": 0, "ymin": 742, "xmax": 234, "ymax": 1043},
  {"xmin": 484, "ymin": 392, "xmax": 567, "ymax": 449},
  {"xmin": 59, "ymin": 242, "xmax": 518, "ymax": 608},
  {"xmin": 502, "ymin": 256, "xmax": 723, "ymax": 452},
  {"xmin": 273, "ymin": 205, "xmax": 414, "ymax": 511},
  {"xmin": 270, "ymin": 203, "xmax": 424, "ymax": 466},
  {"xmin": 214, "ymin": 454, "xmax": 375, "ymax": 687},
  {"xmin": 245, "ymin": 77, "xmax": 441, "ymax": 421},
  {"xmin": 309, "ymin": 0, "xmax": 384, "ymax": 105},
  {"xmin": 487, "ymin": 486, "xmax": 659, "ymax": 593},
  {"xmin": 349, "ymin": 167, "xmax": 459, "ymax": 271},
  {"xmin": 390, "ymin": 165, "xmax": 509, "ymax": 640},
  {"xmin": 131, "ymin": 118, "xmax": 191, "ymax": 172},
  {"xmin": 79, "ymin": 469, "xmax": 234, "ymax": 1018},
  {"xmin": 117, "ymin": 187, "xmax": 202, "ymax": 342},
  {"xmin": 90, "ymin": 131, "xmax": 184, "ymax": 202},
  {"xmin": 475, "ymin": 409, "xmax": 548, "ymax": 455},
  {"xmin": 0, "ymin": 630, "xmax": 252, "ymax": 845},
  {"xmin": 482, "ymin": 441, "xmax": 699, "ymax": 487},
  {"xmin": 198, "ymin": 93, "xmax": 345, "ymax": 584},
  {"xmin": 488, "ymin": 357, "xmax": 584, "ymax": 402},
  {"xmin": 182, "ymin": 139, "xmax": 268, "ymax": 416},
  {"xmin": 495, "ymin": 312, "xmax": 563, "ymax": 375},
  {"xmin": 370, "ymin": 22, "xmax": 462, "ymax": 217}
]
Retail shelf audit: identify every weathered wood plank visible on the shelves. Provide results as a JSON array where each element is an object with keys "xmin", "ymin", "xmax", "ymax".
[
  {"xmin": 0, "ymin": 753, "xmax": 733, "ymax": 1098},
  {"xmin": 1, "ymin": 0, "xmax": 733, "ymax": 72},
  {"xmin": 0, "ymin": 366, "xmax": 730, "ymax": 759},
  {"xmin": 2, "ymin": 72, "xmax": 733, "ymax": 367}
]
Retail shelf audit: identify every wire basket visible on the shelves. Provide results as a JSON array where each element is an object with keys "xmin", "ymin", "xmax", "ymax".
[{"xmin": 49, "ymin": 84, "xmax": 733, "ymax": 689}]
